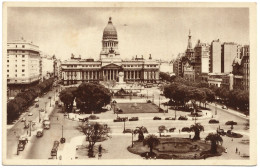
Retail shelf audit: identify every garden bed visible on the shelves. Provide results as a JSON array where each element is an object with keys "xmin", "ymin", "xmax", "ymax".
[
  {"xmin": 116, "ymin": 103, "xmax": 161, "ymax": 114},
  {"xmin": 128, "ymin": 137, "xmax": 224, "ymax": 159}
]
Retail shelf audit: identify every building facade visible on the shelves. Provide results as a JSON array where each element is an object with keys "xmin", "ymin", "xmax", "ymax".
[
  {"xmin": 61, "ymin": 17, "xmax": 160, "ymax": 85},
  {"xmin": 7, "ymin": 38, "xmax": 41, "ymax": 97},
  {"xmin": 210, "ymin": 39, "xmax": 222, "ymax": 73},
  {"xmin": 221, "ymin": 42, "xmax": 238, "ymax": 73},
  {"xmin": 7, "ymin": 38, "xmax": 41, "ymax": 85}
]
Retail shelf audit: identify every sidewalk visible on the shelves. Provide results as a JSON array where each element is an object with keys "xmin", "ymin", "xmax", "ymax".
[{"xmin": 208, "ymin": 103, "xmax": 249, "ymax": 120}]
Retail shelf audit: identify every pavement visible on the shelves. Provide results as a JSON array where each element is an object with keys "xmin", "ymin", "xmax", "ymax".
[{"xmin": 6, "ymin": 86, "xmax": 250, "ymax": 160}]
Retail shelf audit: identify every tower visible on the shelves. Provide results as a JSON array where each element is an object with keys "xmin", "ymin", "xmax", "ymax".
[
  {"xmin": 100, "ymin": 17, "xmax": 120, "ymax": 60},
  {"xmin": 185, "ymin": 29, "xmax": 194, "ymax": 61}
]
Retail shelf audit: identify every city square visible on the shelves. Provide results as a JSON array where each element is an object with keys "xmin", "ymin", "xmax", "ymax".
[{"xmin": 3, "ymin": 3, "xmax": 256, "ymax": 166}]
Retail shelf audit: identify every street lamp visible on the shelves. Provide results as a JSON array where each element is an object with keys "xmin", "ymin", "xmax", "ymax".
[
  {"xmin": 50, "ymin": 97, "xmax": 52, "ymax": 107},
  {"xmin": 146, "ymin": 90, "xmax": 148, "ymax": 100},
  {"xmin": 38, "ymin": 110, "xmax": 41, "ymax": 123},
  {"xmin": 152, "ymin": 94, "xmax": 154, "ymax": 103},
  {"xmin": 215, "ymin": 103, "xmax": 217, "ymax": 115},
  {"xmin": 123, "ymin": 119, "xmax": 126, "ymax": 132},
  {"xmin": 131, "ymin": 130, "xmax": 134, "ymax": 148},
  {"xmin": 45, "ymin": 102, "xmax": 47, "ymax": 113}
]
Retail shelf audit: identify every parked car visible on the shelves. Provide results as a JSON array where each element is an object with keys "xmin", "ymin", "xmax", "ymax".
[
  {"xmin": 222, "ymin": 105, "xmax": 227, "ymax": 109},
  {"xmin": 178, "ymin": 116, "xmax": 188, "ymax": 120},
  {"xmin": 123, "ymin": 129, "xmax": 132, "ymax": 134},
  {"xmin": 181, "ymin": 127, "xmax": 191, "ymax": 132},
  {"xmin": 169, "ymin": 128, "xmax": 176, "ymax": 132},
  {"xmin": 36, "ymin": 129, "xmax": 44, "ymax": 137},
  {"xmin": 113, "ymin": 117, "xmax": 128, "ymax": 122},
  {"xmin": 88, "ymin": 115, "xmax": 99, "ymax": 120},
  {"xmin": 209, "ymin": 119, "xmax": 220, "ymax": 124},
  {"xmin": 225, "ymin": 121, "xmax": 237, "ymax": 125},
  {"xmin": 129, "ymin": 117, "xmax": 139, "ymax": 121},
  {"xmin": 35, "ymin": 98, "xmax": 39, "ymax": 102},
  {"xmin": 153, "ymin": 116, "xmax": 161, "ymax": 120},
  {"xmin": 28, "ymin": 112, "xmax": 33, "ymax": 116},
  {"xmin": 217, "ymin": 129, "xmax": 226, "ymax": 136},
  {"xmin": 165, "ymin": 117, "xmax": 176, "ymax": 120},
  {"xmin": 35, "ymin": 103, "xmax": 39, "ymax": 108},
  {"xmin": 40, "ymin": 108, "xmax": 45, "ymax": 112},
  {"xmin": 79, "ymin": 117, "xmax": 88, "ymax": 122},
  {"xmin": 21, "ymin": 118, "xmax": 26, "ymax": 122},
  {"xmin": 48, "ymin": 96, "xmax": 52, "ymax": 99}
]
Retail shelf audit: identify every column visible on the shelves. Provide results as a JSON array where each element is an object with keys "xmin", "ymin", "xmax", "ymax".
[
  {"xmin": 134, "ymin": 71, "xmax": 136, "ymax": 81},
  {"xmin": 103, "ymin": 70, "xmax": 104, "ymax": 80},
  {"xmin": 130, "ymin": 71, "xmax": 132, "ymax": 79},
  {"xmin": 126, "ymin": 71, "xmax": 128, "ymax": 79},
  {"xmin": 112, "ymin": 70, "xmax": 114, "ymax": 80},
  {"xmin": 109, "ymin": 70, "xmax": 111, "ymax": 80}
]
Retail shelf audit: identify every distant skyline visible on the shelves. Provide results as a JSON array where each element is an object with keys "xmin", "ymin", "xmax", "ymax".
[{"xmin": 7, "ymin": 7, "xmax": 249, "ymax": 61}]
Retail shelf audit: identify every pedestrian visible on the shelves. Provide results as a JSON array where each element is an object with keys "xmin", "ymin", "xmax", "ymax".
[
  {"xmin": 98, "ymin": 145, "xmax": 102, "ymax": 154},
  {"xmin": 225, "ymin": 148, "xmax": 228, "ymax": 153},
  {"xmin": 203, "ymin": 155, "xmax": 206, "ymax": 160},
  {"xmin": 27, "ymin": 130, "xmax": 28, "ymax": 135},
  {"xmin": 236, "ymin": 147, "xmax": 238, "ymax": 153},
  {"xmin": 232, "ymin": 138, "xmax": 233, "ymax": 142},
  {"xmin": 189, "ymin": 134, "xmax": 191, "ymax": 139},
  {"xmin": 57, "ymin": 117, "xmax": 58, "ymax": 120},
  {"xmin": 206, "ymin": 112, "xmax": 207, "ymax": 116},
  {"xmin": 179, "ymin": 129, "xmax": 180, "ymax": 134}
]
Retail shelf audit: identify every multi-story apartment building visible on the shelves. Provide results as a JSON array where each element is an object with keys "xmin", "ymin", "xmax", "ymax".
[
  {"xmin": 41, "ymin": 53, "xmax": 54, "ymax": 80},
  {"xmin": 7, "ymin": 38, "xmax": 41, "ymax": 96},
  {"xmin": 210, "ymin": 39, "xmax": 222, "ymax": 73},
  {"xmin": 193, "ymin": 40, "xmax": 210, "ymax": 80},
  {"xmin": 61, "ymin": 17, "xmax": 160, "ymax": 85},
  {"xmin": 221, "ymin": 42, "xmax": 238, "ymax": 73}
]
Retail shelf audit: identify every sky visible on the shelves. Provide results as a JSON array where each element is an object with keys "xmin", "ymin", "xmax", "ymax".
[{"xmin": 7, "ymin": 7, "xmax": 249, "ymax": 61}]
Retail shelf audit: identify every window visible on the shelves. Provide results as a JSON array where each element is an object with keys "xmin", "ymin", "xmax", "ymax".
[
  {"xmin": 15, "ymin": 65, "xmax": 17, "ymax": 67},
  {"xmin": 22, "ymin": 60, "xmax": 25, "ymax": 62},
  {"xmin": 22, "ymin": 65, "xmax": 25, "ymax": 67},
  {"xmin": 22, "ymin": 55, "xmax": 25, "ymax": 58},
  {"xmin": 22, "ymin": 51, "xmax": 25, "ymax": 53},
  {"xmin": 7, "ymin": 60, "xmax": 9, "ymax": 62},
  {"xmin": 22, "ymin": 45, "xmax": 25, "ymax": 48},
  {"xmin": 7, "ymin": 65, "xmax": 9, "ymax": 67},
  {"xmin": 15, "ymin": 70, "xmax": 17, "ymax": 72},
  {"xmin": 7, "ymin": 75, "xmax": 9, "ymax": 77},
  {"xmin": 15, "ymin": 75, "xmax": 17, "ymax": 77},
  {"xmin": 22, "ymin": 69, "xmax": 25, "ymax": 72},
  {"xmin": 22, "ymin": 74, "xmax": 25, "ymax": 76},
  {"xmin": 7, "ymin": 70, "xmax": 9, "ymax": 72},
  {"xmin": 15, "ymin": 45, "xmax": 17, "ymax": 48}
]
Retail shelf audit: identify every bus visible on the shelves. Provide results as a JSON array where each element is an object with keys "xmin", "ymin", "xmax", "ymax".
[{"xmin": 51, "ymin": 141, "xmax": 59, "ymax": 159}]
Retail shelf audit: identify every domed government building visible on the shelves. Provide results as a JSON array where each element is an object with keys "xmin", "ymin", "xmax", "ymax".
[{"xmin": 61, "ymin": 17, "xmax": 160, "ymax": 85}]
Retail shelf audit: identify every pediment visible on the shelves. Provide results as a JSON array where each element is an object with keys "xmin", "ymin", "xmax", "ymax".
[{"xmin": 102, "ymin": 63, "xmax": 122, "ymax": 68}]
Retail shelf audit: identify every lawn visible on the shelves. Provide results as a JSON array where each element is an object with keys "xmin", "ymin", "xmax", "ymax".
[{"xmin": 116, "ymin": 103, "xmax": 161, "ymax": 114}]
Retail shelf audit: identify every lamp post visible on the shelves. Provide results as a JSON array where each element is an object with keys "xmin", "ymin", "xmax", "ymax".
[
  {"xmin": 152, "ymin": 94, "xmax": 154, "ymax": 103},
  {"xmin": 175, "ymin": 106, "xmax": 177, "ymax": 119},
  {"xmin": 45, "ymin": 102, "xmax": 47, "ymax": 113},
  {"xmin": 50, "ymin": 97, "xmax": 52, "ymax": 107},
  {"xmin": 215, "ymin": 103, "xmax": 217, "ymax": 115},
  {"xmin": 146, "ymin": 90, "xmax": 148, "ymax": 100},
  {"xmin": 28, "ymin": 120, "xmax": 32, "ymax": 137},
  {"xmin": 159, "ymin": 95, "xmax": 161, "ymax": 108},
  {"xmin": 123, "ymin": 119, "xmax": 126, "ymax": 132},
  {"xmin": 38, "ymin": 110, "xmax": 41, "ymax": 123},
  {"xmin": 131, "ymin": 130, "xmax": 134, "ymax": 148}
]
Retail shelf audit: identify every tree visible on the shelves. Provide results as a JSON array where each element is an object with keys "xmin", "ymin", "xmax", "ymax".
[
  {"xmin": 80, "ymin": 122, "xmax": 110, "ymax": 157},
  {"xmin": 143, "ymin": 134, "xmax": 160, "ymax": 155},
  {"xmin": 159, "ymin": 72, "xmax": 171, "ymax": 82},
  {"xmin": 76, "ymin": 83, "xmax": 111, "ymax": 113},
  {"xmin": 158, "ymin": 125, "xmax": 167, "ymax": 137},
  {"xmin": 59, "ymin": 88, "xmax": 75, "ymax": 112},
  {"xmin": 134, "ymin": 126, "xmax": 148, "ymax": 141},
  {"xmin": 190, "ymin": 123, "xmax": 204, "ymax": 140},
  {"xmin": 205, "ymin": 133, "xmax": 223, "ymax": 154},
  {"xmin": 7, "ymin": 100, "xmax": 20, "ymax": 124}
]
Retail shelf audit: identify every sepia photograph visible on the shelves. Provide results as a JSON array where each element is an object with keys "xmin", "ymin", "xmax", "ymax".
[{"xmin": 2, "ymin": 2, "xmax": 257, "ymax": 166}]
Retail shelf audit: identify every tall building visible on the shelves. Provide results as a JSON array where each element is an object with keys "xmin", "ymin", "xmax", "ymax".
[
  {"xmin": 194, "ymin": 40, "xmax": 210, "ymax": 80},
  {"xmin": 7, "ymin": 38, "xmax": 41, "ymax": 96},
  {"xmin": 61, "ymin": 17, "xmax": 160, "ymax": 85},
  {"xmin": 221, "ymin": 42, "xmax": 238, "ymax": 73},
  {"xmin": 210, "ymin": 39, "xmax": 222, "ymax": 73},
  {"xmin": 232, "ymin": 45, "xmax": 250, "ymax": 90},
  {"xmin": 185, "ymin": 30, "xmax": 195, "ymax": 61},
  {"xmin": 40, "ymin": 52, "xmax": 54, "ymax": 80}
]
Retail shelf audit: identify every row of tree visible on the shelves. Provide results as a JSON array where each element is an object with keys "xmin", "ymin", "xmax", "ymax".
[
  {"xmin": 163, "ymin": 77, "xmax": 249, "ymax": 113},
  {"xmin": 59, "ymin": 82, "xmax": 112, "ymax": 113},
  {"xmin": 7, "ymin": 78, "xmax": 55, "ymax": 124},
  {"xmin": 164, "ymin": 82, "xmax": 215, "ymax": 109}
]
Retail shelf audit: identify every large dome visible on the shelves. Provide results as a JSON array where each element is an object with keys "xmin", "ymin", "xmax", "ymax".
[{"xmin": 103, "ymin": 17, "xmax": 117, "ymax": 40}]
